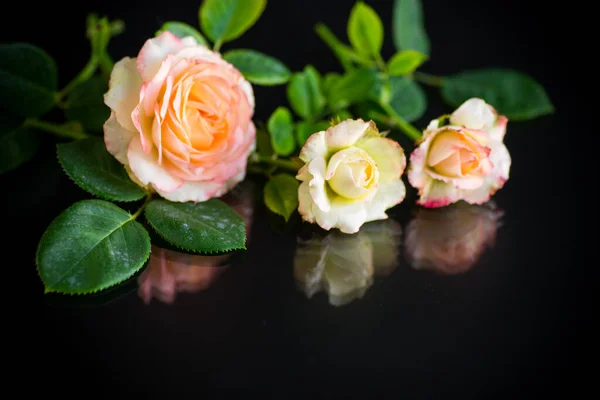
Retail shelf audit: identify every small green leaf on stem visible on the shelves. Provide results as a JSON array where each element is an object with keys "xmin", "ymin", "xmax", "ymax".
[
  {"xmin": 268, "ymin": 107, "xmax": 296, "ymax": 156},
  {"xmin": 145, "ymin": 199, "xmax": 246, "ymax": 254},
  {"xmin": 287, "ymin": 65, "xmax": 326, "ymax": 120},
  {"xmin": 327, "ymin": 68, "xmax": 377, "ymax": 110},
  {"xmin": 36, "ymin": 200, "xmax": 151, "ymax": 294},
  {"xmin": 264, "ymin": 174, "xmax": 300, "ymax": 221},
  {"xmin": 388, "ymin": 50, "xmax": 428, "ymax": 75},
  {"xmin": 348, "ymin": 1, "xmax": 384, "ymax": 59},
  {"xmin": 441, "ymin": 68, "xmax": 554, "ymax": 120},
  {"xmin": 223, "ymin": 49, "xmax": 291, "ymax": 85},
  {"xmin": 64, "ymin": 76, "xmax": 109, "ymax": 133},
  {"xmin": 393, "ymin": 0, "xmax": 430, "ymax": 55},
  {"xmin": 200, "ymin": 0, "xmax": 266, "ymax": 44}
]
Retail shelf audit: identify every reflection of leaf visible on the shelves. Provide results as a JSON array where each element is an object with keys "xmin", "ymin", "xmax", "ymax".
[
  {"xmin": 293, "ymin": 219, "xmax": 402, "ymax": 306},
  {"xmin": 405, "ymin": 202, "xmax": 503, "ymax": 275}
]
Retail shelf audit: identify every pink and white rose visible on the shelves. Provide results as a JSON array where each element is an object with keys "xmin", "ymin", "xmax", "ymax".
[
  {"xmin": 408, "ymin": 98, "xmax": 511, "ymax": 207},
  {"xmin": 296, "ymin": 119, "xmax": 406, "ymax": 234},
  {"xmin": 103, "ymin": 31, "xmax": 255, "ymax": 202}
]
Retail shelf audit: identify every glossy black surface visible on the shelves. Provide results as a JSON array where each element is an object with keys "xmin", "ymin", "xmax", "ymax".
[{"xmin": 3, "ymin": 0, "xmax": 585, "ymax": 397}]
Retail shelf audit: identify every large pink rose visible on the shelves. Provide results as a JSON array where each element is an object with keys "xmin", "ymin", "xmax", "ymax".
[
  {"xmin": 408, "ymin": 98, "xmax": 510, "ymax": 207},
  {"xmin": 103, "ymin": 32, "xmax": 255, "ymax": 202}
]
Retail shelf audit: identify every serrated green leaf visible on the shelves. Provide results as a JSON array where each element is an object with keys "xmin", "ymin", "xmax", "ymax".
[
  {"xmin": 0, "ymin": 43, "xmax": 58, "ymax": 117},
  {"xmin": 287, "ymin": 65, "xmax": 326, "ymax": 120},
  {"xmin": 441, "ymin": 69, "xmax": 554, "ymax": 121},
  {"xmin": 200, "ymin": 0, "xmax": 266, "ymax": 44},
  {"xmin": 264, "ymin": 174, "xmax": 300, "ymax": 221},
  {"xmin": 327, "ymin": 68, "xmax": 377, "ymax": 110},
  {"xmin": 0, "ymin": 114, "xmax": 41, "ymax": 174},
  {"xmin": 393, "ymin": 0, "xmax": 430, "ymax": 55},
  {"xmin": 267, "ymin": 106, "xmax": 295, "ymax": 156},
  {"xmin": 57, "ymin": 137, "xmax": 147, "ymax": 202},
  {"xmin": 64, "ymin": 76, "xmax": 109, "ymax": 133},
  {"xmin": 348, "ymin": 1, "xmax": 384, "ymax": 58},
  {"xmin": 223, "ymin": 49, "xmax": 290, "ymax": 86},
  {"xmin": 388, "ymin": 50, "xmax": 428, "ymax": 75},
  {"xmin": 36, "ymin": 200, "xmax": 151, "ymax": 294},
  {"xmin": 157, "ymin": 21, "xmax": 209, "ymax": 46},
  {"xmin": 388, "ymin": 77, "xmax": 427, "ymax": 122},
  {"xmin": 145, "ymin": 199, "xmax": 246, "ymax": 254}
]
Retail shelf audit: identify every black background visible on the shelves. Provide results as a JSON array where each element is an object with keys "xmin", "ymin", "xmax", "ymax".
[{"xmin": 1, "ymin": 0, "xmax": 591, "ymax": 398}]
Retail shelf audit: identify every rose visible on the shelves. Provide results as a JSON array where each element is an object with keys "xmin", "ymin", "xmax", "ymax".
[
  {"xmin": 405, "ymin": 202, "xmax": 502, "ymax": 275},
  {"xmin": 407, "ymin": 98, "xmax": 510, "ymax": 207},
  {"xmin": 296, "ymin": 119, "xmax": 406, "ymax": 234},
  {"xmin": 103, "ymin": 31, "xmax": 255, "ymax": 202}
]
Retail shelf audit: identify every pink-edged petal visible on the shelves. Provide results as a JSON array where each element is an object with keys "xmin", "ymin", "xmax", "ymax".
[
  {"xmin": 418, "ymin": 180, "xmax": 461, "ymax": 208},
  {"xmin": 489, "ymin": 140, "xmax": 511, "ymax": 188},
  {"xmin": 461, "ymin": 184, "xmax": 493, "ymax": 205},
  {"xmin": 299, "ymin": 130, "xmax": 327, "ymax": 163},
  {"xmin": 137, "ymin": 31, "xmax": 185, "ymax": 82},
  {"xmin": 364, "ymin": 179, "xmax": 406, "ymax": 222},
  {"xmin": 104, "ymin": 57, "xmax": 142, "ymax": 132},
  {"xmin": 407, "ymin": 136, "xmax": 434, "ymax": 190},
  {"xmin": 425, "ymin": 167, "xmax": 485, "ymax": 190},
  {"xmin": 131, "ymin": 103, "xmax": 154, "ymax": 153},
  {"xmin": 298, "ymin": 181, "xmax": 316, "ymax": 224},
  {"xmin": 142, "ymin": 55, "xmax": 173, "ymax": 115},
  {"xmin": 127, "ymin": 136, "xmax": 183, "ymax": 192},
  {"xmin": 238, "ymin": 77, "xmax": 255, "ymax": 111},
  {"xmin": 325, "ymin": 119, "xmax": 373, "ymax": 151},
  {"xmin": 307, "ymin": 157, "xmax": 330, "ymax": 212},
  {"xmin": 172, "ymin": 46, "xmax": 224, "ymax": 66},
  {"xmin": 103, "ymin": 112, "xmax": 137, "ymax": 165},
  {"xmin": 490, "ymin": 115, "xmax": 508, "ymax": 142},
  {"xmin": 450, "ymin": 98, "xmax": 496, "ymax": 130},
  {"xmin": 355, "ymin": 137, "xmax": 406, "ymax": 182}
]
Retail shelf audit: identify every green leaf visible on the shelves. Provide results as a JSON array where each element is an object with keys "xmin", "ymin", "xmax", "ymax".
[
  {"xmin": 223, "ymin": 49, "xmax": 291, "ymax": 86},
  {"xmin": 256, "ymin": 127, "xmax": 274, "ymax": 157},
  {"xmin": 57, "ymin": 137, "xmax": 147, "ymax": 202},
  {"xmin": 327, "ymin": 68, "xmax": 377, "ymax": 110},
  {"xmin": 388, "ymin": 76, "xmax": 427, "ymax": 122},
  {"xmin": 64, "ymin": 76, "xmax": 110, "ymax": 133},
  {"xmin": 145, "ymin": 199, "xmax": 246, "ymax": 254},
  {"xmin": 200, "ymin": 0, "xmax": 266, "ymax": 44},
  {"xmin": 0, "ymin": 114, "xmax": 41, "ymax": 174},
  {"xmin": 267, "ymin": 107, "xmax": 295, "ymax": 156},
  {"xmin": 348, "ymin": 1, "xmax": 384, "ymax": 58},
  {"xmin": 287, "ymin": 65, "xmax": 326, "ymax": 120},
  {"xmin": 315, "ymin": 23, "xmax": 368, "ymax": 70},
  {"xmin": 0, "ymin": 43, "xmax": 58, "ymax": 117},
  {"xmin": 388, "ymin": 50, "xmax": 428, "ymax": 75},
  {"xmin": 441, "ymin": 69, "xmax": 554, "ymax": 120},
  {"xmin": 322, "ymin": 73, "xmax": 342, "ymax": 98},
  {"xmin": 157, "ymin": 21, "xmax": 209, "ymax": 46},
  {"xmin": 36, "ymin": 200, "xmax": 151, "ymax": 294},
  {"xmin": 295, "ymin": 120, "xmax": 330, "ymax": 147},
  {"xmin": 264, "ymin": 174, "xmax": 300, "ymax": 221},
  {"xmin": 393, "ymin": 0, "xmax": 430, "ymax": 55}
]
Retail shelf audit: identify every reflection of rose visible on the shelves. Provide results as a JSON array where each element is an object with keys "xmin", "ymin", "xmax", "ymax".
[
  {"xmin": 294, "ymin": 219, "xmax": 402, "ymax": 306},
  {"xmin": 138, "ymin": 182, "xmax": 254, "ymax": 304},
  {"xmin": 405, "ymin": 202, "xmax": 502, "ymax": 275}
]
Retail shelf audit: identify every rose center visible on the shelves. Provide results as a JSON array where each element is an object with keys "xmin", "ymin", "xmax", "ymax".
[
  {"xmin": 428, "ymin": 131, "xmax": 482, "ymax": 178},
  {"xmin": 327, "ymin": 148, "xmax": 379, "ymax": 199}
]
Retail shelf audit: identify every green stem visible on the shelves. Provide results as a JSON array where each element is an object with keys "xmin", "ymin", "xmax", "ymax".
[
  {"xmin": 25, "ymin": 119, "xmax": 89, "ymax": 140},
  {"xmin": 132, "ymin": 192, "xmax": 153, "ymax": 220},
  {"xmin": 256, "ymin": 155, "xmax": 299, "ymax": 172},
  {"xmin": 314, "ymin": 23, "xmax": 354, "ymax": 71},
  {"xmin": 57, "ymin": 56, "xmax": 99, "ymax": 102},
  {"xmin": 413, "ymin": 71, "xmax": 444, "ymax": 87},
  {"xmin": 213, "ymin": 40, "xmax": 223, "ymax": 52},
  {"xmin": 379, "ymin": 103, "xmax": 422, "ymax": 141},
  {"xmin": 375, "ymin": 53, "xmax": 387, "ymax": 72}
]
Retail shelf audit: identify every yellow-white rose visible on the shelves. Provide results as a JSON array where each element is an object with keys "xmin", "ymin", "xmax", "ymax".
[{"xmin": 296, "ymin": 119, "xmax": 406, "ymax": 234}]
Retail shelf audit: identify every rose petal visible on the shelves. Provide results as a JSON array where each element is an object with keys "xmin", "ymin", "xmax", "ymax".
[
  {"xmin": 104, "ymin": 57, "xmax": 142, "ymax": 132},
  {"xmin": 325, "ymin": 119, "xmax": 373, "ymax": 151},
  {"xmin": 299, "ymin": 130, "xmax": 328, "ymax": 163},
  {"xmin": 127, "ymin": 135, "xmax": 183, "ymax": 192},
  {"xmin": 418, "ymin": 180, "xmax": 461, "ymax": 208},
  {"xmin": 407, "ymin": 136, "xmax": 434, "ymax": 190},
  {"xmin": 450, "ymin": 98, "xmax": 497, "ymax": 130},
  {"xmin": 298, "ymin": 181, "xmax": 316, "ymax": 224},
  {"xmin": 355, "ymin": 137, "xmax": 406, "ymax": 182},
  {"xmin": 137, "ymin": 31, "xmax": 186, "ymax": 82},
  {"xmin": 364, "ymin": 179, "xmax": 406, "ymax": 222},
  {"xmin": 307, "ymin": 157, "xmax": 330, "ymax": 212},
  {"xmin": 156, "ymin": 180, "xmax": 226, "ymax": 203},
  {"xmin": 104, "ymin": 112, "xmax": 137, "ymax": 165},
  {"xmin": 490, "ymin": 115, "xmax": 508, "ymax": 142}
]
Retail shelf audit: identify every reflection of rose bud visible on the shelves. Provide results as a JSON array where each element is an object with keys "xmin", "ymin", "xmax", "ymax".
[
  {"xmin": 138, "ymin": 182, "xmax": 254, "ymax": 304},
  {"xmin": 294, "ymin": 219, "xmax": 402, "ymax": 306},
  {"xmin": 405, "ymin": 202, "xmax": 502, "ymax": 275}
]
